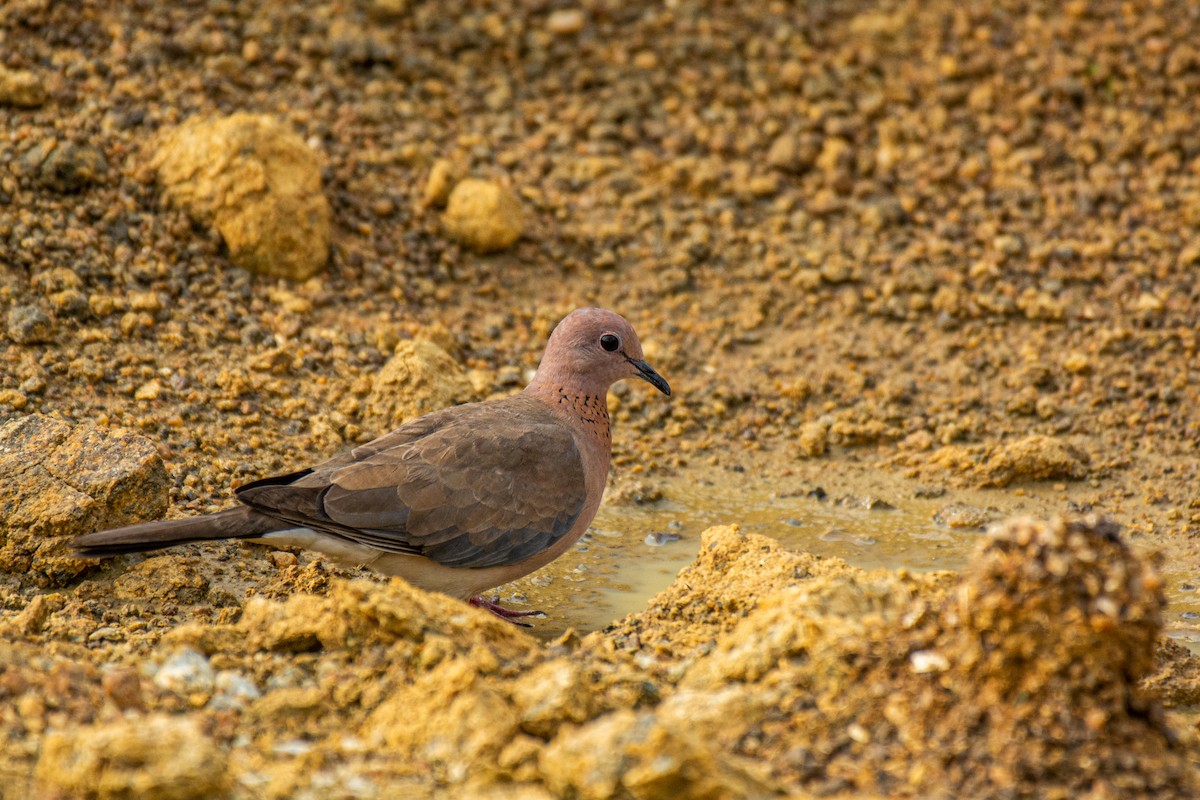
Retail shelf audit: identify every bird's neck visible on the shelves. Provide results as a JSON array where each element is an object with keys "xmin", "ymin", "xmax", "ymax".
[{"xmin": 523, "ymin": 379, "xmax": 613, "ymax": 449}]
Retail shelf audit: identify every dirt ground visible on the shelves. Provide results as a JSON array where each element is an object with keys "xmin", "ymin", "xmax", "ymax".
[{"xmin": 3, "ymin": 0, "xmax": 1200, "ymax": 797}]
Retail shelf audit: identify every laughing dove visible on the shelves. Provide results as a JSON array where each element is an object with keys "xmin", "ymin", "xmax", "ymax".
[{"xmin": 72, "ymin": 308, "xmax": 671, "ymax": 621}]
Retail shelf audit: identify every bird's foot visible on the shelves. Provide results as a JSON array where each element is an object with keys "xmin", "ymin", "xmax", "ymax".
[{"xmin": 469, "ymin": 595, "xmax": 547, "ymax": 627}]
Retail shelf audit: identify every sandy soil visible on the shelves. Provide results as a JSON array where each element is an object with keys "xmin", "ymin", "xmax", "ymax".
[{"xmin": 3, "ymin": 0, "xmax": 1200, "ymax": 797}]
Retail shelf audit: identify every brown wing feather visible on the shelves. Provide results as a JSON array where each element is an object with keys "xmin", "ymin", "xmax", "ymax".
[{"xmin": 235, "ymin": 400, "xmax": 588, "ymax": 569}]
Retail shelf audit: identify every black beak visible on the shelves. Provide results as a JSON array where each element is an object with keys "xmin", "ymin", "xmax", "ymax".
[{"xmin": 629, "ymin": 358, "xmax": 671, "ymax": 396}]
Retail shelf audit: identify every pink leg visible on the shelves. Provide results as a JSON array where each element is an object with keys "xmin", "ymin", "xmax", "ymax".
[{"xmin": 469, "ymin": 595, "xmax": 547, "ymax": 627}]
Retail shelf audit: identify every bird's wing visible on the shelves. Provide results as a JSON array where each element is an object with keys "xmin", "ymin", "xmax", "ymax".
[{"xmin": 235, "ymin": 402, "xmax": 589, "ymax": 569}]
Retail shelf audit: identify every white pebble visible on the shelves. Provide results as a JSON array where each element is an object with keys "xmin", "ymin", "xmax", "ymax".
[
  {"xmin": 211, "ymin": 670, "xmax": 262, "ymax": 710},
  {"xmin": 909, "ymin": 649, "xmax": 950, "ymax": 674},
  {"xmin": 153, "ymin": 647, "xmax": 215, "ymax": 694}
]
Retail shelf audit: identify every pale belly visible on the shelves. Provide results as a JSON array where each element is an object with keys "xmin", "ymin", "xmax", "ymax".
[{"xmin": 251, "ymin": 525, "xmax": 588, "ymax": 600}]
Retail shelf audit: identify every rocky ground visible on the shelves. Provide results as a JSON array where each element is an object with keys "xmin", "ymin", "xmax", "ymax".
[{"xmin": 3, "ymin": 0, "xmax": 1200, "ymax": 797}]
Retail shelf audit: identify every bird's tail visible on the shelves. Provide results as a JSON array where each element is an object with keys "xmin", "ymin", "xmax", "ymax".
[{"xmin": 71, "ymin": 506, "xmax": 288, "ymax": 557}]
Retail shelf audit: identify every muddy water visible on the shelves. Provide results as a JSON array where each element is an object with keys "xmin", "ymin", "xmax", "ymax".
[
  {"xmin": 541, "ymin": 471, "xmax": 1200, "ymax": 647},
  {"xmin": 553, "ymin": 475, "xmax": 976, "ymax": 635}
]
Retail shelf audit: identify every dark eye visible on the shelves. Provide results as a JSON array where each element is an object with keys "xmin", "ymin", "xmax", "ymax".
[{"xmin": 600, "ymin": 334, "xmax": 620, "ymax": 352}]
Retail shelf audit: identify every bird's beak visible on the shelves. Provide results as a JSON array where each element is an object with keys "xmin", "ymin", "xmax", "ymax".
[{"xmin": 629, "ymin": 359, "xmax": 671, "ymax": 396}]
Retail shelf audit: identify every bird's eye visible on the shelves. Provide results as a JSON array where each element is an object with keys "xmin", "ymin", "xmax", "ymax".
[{"xmin": 600, "ymin": 334, "xmax": 620, "ymax": 352}]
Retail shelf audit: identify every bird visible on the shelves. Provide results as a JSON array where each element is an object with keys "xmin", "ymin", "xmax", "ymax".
[{"xmin": 72, "ymin": 307, "xmax": 671, "ymax": 624}]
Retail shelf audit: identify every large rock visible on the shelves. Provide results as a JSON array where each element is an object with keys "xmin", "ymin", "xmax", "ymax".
[
  {"xmin": 0, "ymin": 414, "xmax": 170, "ymax": 584},
  {"xmin": 152, "ymin": 113, "xmax": 331, "ymax": 280},
  {"xmin": 442, "ymin": 178, "xmax": 524, "ymax": 253},
  {"xmin": 366, "ymin": 339, "xmax": 474, "ymax": 427}
]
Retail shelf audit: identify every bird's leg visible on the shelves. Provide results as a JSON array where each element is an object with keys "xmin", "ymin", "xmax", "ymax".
[{"xmin": 469, "ymin": 595, "xmax": 547, "ymax": 627}]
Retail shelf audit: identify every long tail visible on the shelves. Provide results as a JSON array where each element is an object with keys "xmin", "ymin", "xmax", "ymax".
[{"xmin": 71, "ymin": 506, "xmax": 289, "ymax": 557}]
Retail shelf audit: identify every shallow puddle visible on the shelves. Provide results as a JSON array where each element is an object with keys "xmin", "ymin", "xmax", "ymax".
[
  {"xmin": 555, "ymin": 473, "xmax": 979, "ymax": 634},
  {"xmin": 545, "ymin": 470, "xmax": 1200, "ymax": 646}
]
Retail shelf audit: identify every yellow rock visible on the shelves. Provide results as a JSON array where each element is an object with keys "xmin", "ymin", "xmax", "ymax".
[
  {"xmin": 152, "ymin": 113, "xmax": 331, "ymax": 280},
  {"xmin": 442, "ymin": 178, "xmax": 524, "ymax": 253},
  {"xmin": 422, "ymin": 158, "xmax": 457, "ymax": 208},
  {"xmin": 539, "ymin": 709, "xmax": 779, "ymax": 800},
  {"xmin": 367, "ymin": 339, "xmax": 474, "ymax": 427},
  {"xmin": 0, "ymin": 66, "xmax": 46, "ymax": 107},
  {"xmin": 0, "ymin": 415, "xmax": 169, "ymax": 584},
  {"xmin": 796, "ymin": 421, "xmax": 828, "ymax": 458},
  {"xmin": 34, "ymin": 715, "xmax": 229, "ymax": 799}
]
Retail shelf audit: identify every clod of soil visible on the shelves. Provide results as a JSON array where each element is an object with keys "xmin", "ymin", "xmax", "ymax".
[
  {"xmin": 35, "ymin": 715, "xmax": 229, "ymax": 800},
  {"xmin": 442, "ymin": 178, "xmax": 524, "ymax": 254},
  {"xmin": 366, "ymin": 339, "xmax": 475, "ymax": 427},
  {"xmin": 901, "ymin": 434, "xmax": 1090, "ymax": 488},
  {"xmin": 152, "ymin": 113, "xmax": 331, "ymax": 280},
  {"xmin": 0, "ymin": 66, "xmax": 45, "ymax": 108}
]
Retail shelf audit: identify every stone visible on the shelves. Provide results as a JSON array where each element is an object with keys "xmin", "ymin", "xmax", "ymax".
[
  {"xmin": 152, "ymin": 113, "xmax": 331, "ymax": 280},
  {"xmin": 366, "ymin": 339, "xmax": 474, "ymax": 427},
  {"xmin": 6, "ymin": 305, "xmax": 53, "ymax": 344},
  {"xmin": 48, "ymin": 289, "xmax": 88, "ymax": 317},
  {"xmin": 366, "ymin": 0, "xmax": 408, "ymax": 19},
  {"xmin": 422, "ymin": 158, "xmax": 457, "ymax": 208},
  {"xmin": 31, "ymin": 267, "xmax": 82, "ymax": 294},
  {"xmin": 154, "ymin": 647, "xmax": 216, "ymax": 696},
  {"xmin": 539, "ymin": 709, "xmax": 778, "ymax": 800},
  {"xmin": 4, "ymin": 593, "xmax": 63, "ymax": 636},
  {"xmin": 112, "ymin": 556, "xmax": 210, "ymax": 604},
  {"xmin": 442, "ymin": 178, "xmax": 524, "ymax": 253},
  {"xmin": 925, "ymin": 435, "xmax": 1089, "ymax": 488},
  {"xmin": 0, "ymin": 415, "xmax": 170, "ymax": 584},
  {"xmin": 101, "ymin": 667, "xmax": 145, "ymax": 711},
  {"xmin": 796, "ymin": 422, "xmax": 827, "ymax": 458},
  {"xmin": 0, "ymin": 390, "xmax": 29, "ymax": 410},
  {"xmin": 0, "ymin": 66, "xmax": 46, "ymax": 107},
  {"xmin": 34, "ymin": 715, "xmax": 229, "ymax": 799},
  {"xmin": 211, "ymin": 670, "xmax": 261, "ymax": 711},
  {"xmin": 38, "ymin": 143, "xmax": 108, "ymax": 192},
  {"xmin": 889, "ymin": 516, "xmax": 1185, "ymax": 796},
  {"xmin": 510, "ymin": 659, "xmax": 594, "ymax": 739},
  {"xmin": 135, "ymin": 379, "xmax": 163, "ymax": 401},
  {"xmin": 547, "ymin": 9, "xmax": 586, "ymax": 35},
  {"xmin": 932, "ymin": 502, "xmax": 997, "ymax": 529},
  {"xmin": 330, "ymin": 19, "xmax": 396, "ymax": 64},
  {"xmin": 766, "ymin": 134, "xmax": 797, "ymax": 170}
]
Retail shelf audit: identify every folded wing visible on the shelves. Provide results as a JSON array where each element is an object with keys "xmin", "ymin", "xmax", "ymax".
[{"xmin": 235, "ymin": 401, "xmax": 587, "ymax": 569}]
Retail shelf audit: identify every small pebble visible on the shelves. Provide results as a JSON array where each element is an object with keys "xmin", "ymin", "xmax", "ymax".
[
  {"xmin": 38, "ymin": 143, "xmax": 108, "ymax": 192},
  {"xmin": 153, "ymin": 647, "xmax": 215, "ymax": 695},
  {"xmin": 211, "ymin": 670, "xmax": 262, "ymax": 711},
  {"xmin": 0, "ymin": 390, "xmax": 29, "ymax": 410},
  {"xmin": 547, "ymin": 9, "xmax": 585, "ymax": 35},
  {"xmin": 6, "ymin": 305, "xmax": 54, "ymax": 344},
  {"xmin": 0, "ymin": 66, "xmax": 46, "ymax": 107},
  {"xmin": 910, "ymin": 650, "xmax": 951, "ymax": 674},
  {"xmin": 422, "ymin": 159, "xmax": 456, "ymax": 208},
  {"xmin": 101, "ymin": 667, "xmax": 145, "ymax": 711},
  {"xmin": 134, "ymin": 380, "xmax": 162, "ymax": 401}
]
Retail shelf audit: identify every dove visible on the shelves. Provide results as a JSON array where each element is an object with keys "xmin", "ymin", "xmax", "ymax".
[{"xmin": 72, "ymin": 308, "xmax": 670, "ymax": 623}]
